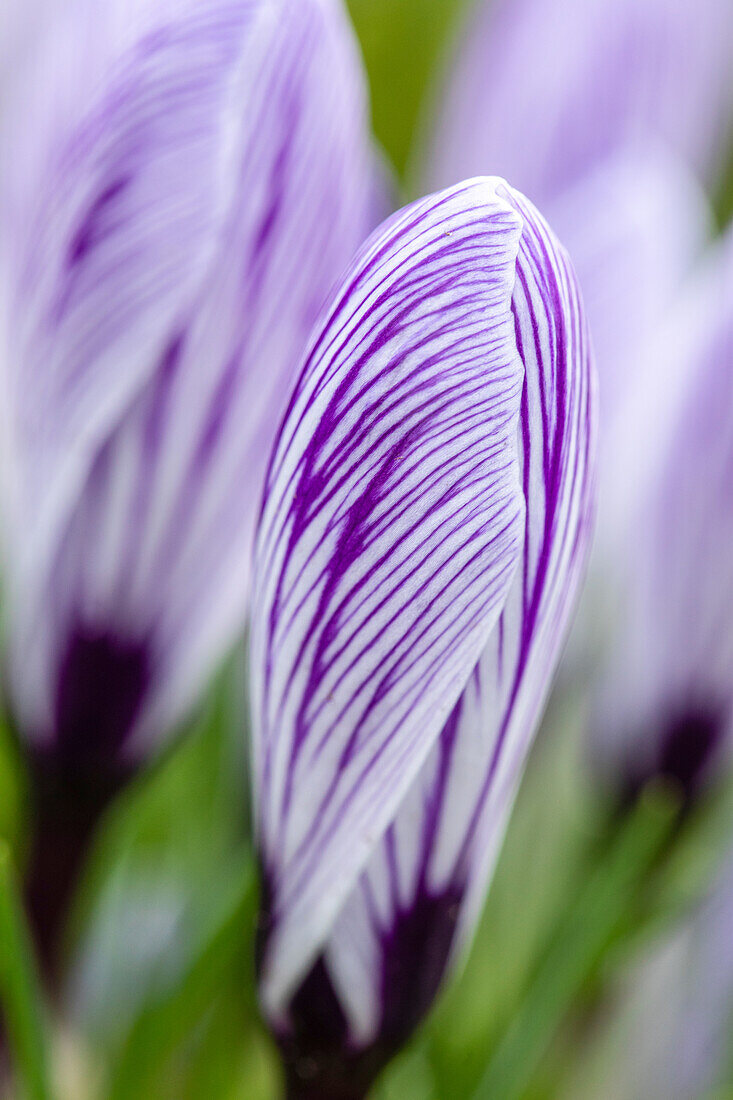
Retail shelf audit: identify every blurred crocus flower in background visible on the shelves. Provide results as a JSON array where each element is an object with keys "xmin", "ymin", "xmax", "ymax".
[
  {"xmin": 593, "ymin": 226, "xmax": 733, "ymax": 802},
  {"xmin": 0, "ymin": 0, "xmax": 375, "ymax": 785},
  {"xmin": 543, "ymin": 152, "xmax": 709, "ymax": 559},
  {"xmin": 249, "ymin": 177, "xmax": 596, "ymax": 1098},
  {"xmin": 426, "ymin": 0, "xmax": 733, "ymax": 203},
  {"xmin": 423, "ymin": 0, "xmax": 732, "ymax": 574},
  {"xmin": 0, "ymin": 0, "xmax": 377, "ymax": 957}
]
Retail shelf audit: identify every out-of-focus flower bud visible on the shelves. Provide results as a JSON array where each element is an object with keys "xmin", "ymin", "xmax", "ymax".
[
  {"xmin": 425, "ymin": 0, "xmax": 733, "ymax": 204},
  {"xmin": 593, "ymin": 227, "xmax": 733, "ymax": 801},
  {"xmin": 0, "ymin": 0, "xmax": 377, "ymax": 784},
  {"xmin": 418, "ymin": 0, "xmax": 721, "ymax": 630}
]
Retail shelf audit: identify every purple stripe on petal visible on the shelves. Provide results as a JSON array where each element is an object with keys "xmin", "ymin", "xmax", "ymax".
[
  {"xmin": 4, "ymin": 3, "xmax": 260, "ymax": 569},
  {"xmin": 279, "ymin": 884, "xmax": 463, "ymax": 1098},
  {"xmin": 420, "ymin": 0, "xmax": 719, "ymax": 648},
  {"xmin": 250, "ymin": 178, "xmax": 531, "ymax": 1015}
]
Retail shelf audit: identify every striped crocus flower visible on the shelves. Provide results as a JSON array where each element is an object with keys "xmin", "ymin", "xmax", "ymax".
[
  {"xmin": 593, "ymin": 226, "xmax": 733, "ymax": 802},
  {"xmin": 0, "ymin": 0, "xmax": 376, "ymax": 788},
  {"xmin": 249, "ymin": 178, "xmax": 596, "ymax": 1098}
]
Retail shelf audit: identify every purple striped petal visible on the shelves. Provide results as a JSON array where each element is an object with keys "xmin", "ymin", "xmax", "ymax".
[
  {"xmin": 424, "ymin": 0, "xmax": 733, "ymax": 204},
  {"xmin": 593, "ymin": 225, "xmax": 733, "ymax": 799},
  {"xmin": 1, "ymin": 0, "xmax": 377, "ymax": 766},
  {"xmin": 3, "ymin": 1, "xmax": 249, "ymax": 559},
  {"xmin": 250, "ymin": 178, "xmax": 596, "ymax": 1060}
]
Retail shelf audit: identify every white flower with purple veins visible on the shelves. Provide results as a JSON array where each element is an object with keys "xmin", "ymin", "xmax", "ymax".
[
  {"xmin": 0, "ymin": 0, "xmax": 376, "ymax": 786},
  {"xmin": 594, "ymin": 225, "xmax": 733, "ymax": 802},
  {"xmin": 249, "ymin": 178, "xmax": 596, "ymax": 1098}
]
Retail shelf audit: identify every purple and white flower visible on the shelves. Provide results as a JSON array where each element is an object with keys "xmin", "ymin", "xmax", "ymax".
[
  {"xmin": 593, "ymin": 225, "xmax": 733, "ymax": 799},
  {"xmin": 420, "ymin": 0, "xmax": 725, "ymax": 579},
  {"xmin": 249, "ymin": 177, "xmax": 596, "ymax": 1096},
  {"xmin": 425, "ymin": 0, "xmax": 733, "ymax": 204},
  {"xmin": 0, "ymin": 0, "xmax": 377, "ymax": 779}
]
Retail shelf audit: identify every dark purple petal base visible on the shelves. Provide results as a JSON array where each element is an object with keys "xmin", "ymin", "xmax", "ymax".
[
  {"xmin": 272, "ymin": 886, "xmax": 463, "ymax": 1100},
  {"xmin": 23, "ymin": 626, "xmax": 149, "ymax": 976},
  {"xmin": 53, "ymin": 625, "xmax": 150, "ymax": 773},
  {"xmin": 621, "ymin": 698, "xmax": 729, "ymax": 808}
]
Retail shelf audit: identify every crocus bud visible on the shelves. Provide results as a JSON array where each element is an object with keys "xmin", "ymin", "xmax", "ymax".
[
  {"xmin": 0, "ymin": 0, "xmax": 378, "ymax": 967},
  {"xmin": 425, "ymin": 0, "xmax": 733, "ymax": 204},
  {"xmin": 249, "ymin": 178, "xmax": 596, "ymax": 1098},
  {"xmin": 593, "ymin": 226, "xmax": 733, "ymax": 802},
  {"xmin": 0, "ymin": 0, "xmax": 376, "ymax": 782}
]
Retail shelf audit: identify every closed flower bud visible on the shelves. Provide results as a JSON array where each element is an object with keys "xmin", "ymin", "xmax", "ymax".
[
  {"xmin": 249, "ymin": 178, "xmax": 596, "ymax": 1098},
  {"xmin": 0, "ymin": 0, "xmax": 378, "ymax": 960}
]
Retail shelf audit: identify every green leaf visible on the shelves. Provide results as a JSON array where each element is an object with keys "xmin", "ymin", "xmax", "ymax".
[
  {"xmin": 471, "ymin": 785, "xmax": 679, "ymax": 1100},
  {"xmin": 66, "ymin": 659, "xmax": 250, "ymax": 1051},
  {"xmin": 0, "ymin": 710, "xmax": 29, "ymax": 858},
  {"xmin": 346, "ymin": 0, "xmax": 469, "ymax": 182},
  {"xmin": 104, "ymin": 850, "xmax": 257, "ymax": 1100},
  {"xmin": 0, "ymin": 841, "xmax": 51, "ymax": 1100}
]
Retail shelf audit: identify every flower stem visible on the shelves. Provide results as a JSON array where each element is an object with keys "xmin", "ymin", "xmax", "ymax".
[
  {"xmin": 0, "ymin": 841, "xmax": 51, "ymax": 1100},
  {"xmin": 286, "ymin": 1076, "xmax": 368, "ymax": 1100},
  {"xmin": 24, "ymin": 751, "xmax": 126, "ymax": 980},
  {"xmin": 472, "ymin": 783, "xmax": 679, "ymax": 1100}
]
